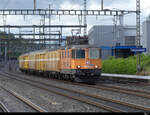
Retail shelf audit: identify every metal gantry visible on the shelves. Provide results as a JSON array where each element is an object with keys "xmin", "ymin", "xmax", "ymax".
[
  {"xmin": 0, "ymin": 38, "xmax": 66, "ymax": 42},
  {"xmin": 0, "ymin": 9, "xmax": 136, "ymax": 16},
  {"xmin": 0, "ymin": 25, "xmax": 86, "ymax": 40},
  {"xmin": 0, "ymin": 1, "xmax": 138, "ymax": 61},
  {"xmin": 0, "ymin": 25, "xmax": 86, "ymax": 28}
]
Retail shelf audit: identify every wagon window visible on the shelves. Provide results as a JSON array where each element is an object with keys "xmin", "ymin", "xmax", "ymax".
[{"xmin": 62, "ymin": 52, "xmax": 64, "ymax": 58}]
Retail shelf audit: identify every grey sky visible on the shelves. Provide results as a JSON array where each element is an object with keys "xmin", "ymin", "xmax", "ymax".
[
  {"xmin": 0, "ymin": 0, "xmax": 135, "ymax": 9},
  {"xmin": 0, "ymin": 0, "xmax": 149, "ymax": 36}
]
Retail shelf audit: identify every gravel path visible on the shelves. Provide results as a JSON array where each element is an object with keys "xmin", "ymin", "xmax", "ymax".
[{"xmin": 0, "ymin": 74, "xmax": 106, "ymax": 112}]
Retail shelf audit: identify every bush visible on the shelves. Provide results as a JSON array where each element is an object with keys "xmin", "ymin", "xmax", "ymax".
[{"xmin": 102, "ymin": 54, "xmax": 150, "ymax": 75}]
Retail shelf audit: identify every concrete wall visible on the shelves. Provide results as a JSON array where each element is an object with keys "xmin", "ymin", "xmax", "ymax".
[
  {"xmin": 88, "ymin": 25, "xmax": 123, "ymax": 47},
  {"xmin": 88, "ymin": 25, "xmax": 136, "ymax": 47}
]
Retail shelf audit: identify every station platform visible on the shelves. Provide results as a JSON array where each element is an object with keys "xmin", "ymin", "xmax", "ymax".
[
  {"xmin": 102, "ymin": 73, "xmax": 150, "ymax": 80},
  {"xmin": 101, "ymin": 73, "xmax": 150, "ymax": 83}
]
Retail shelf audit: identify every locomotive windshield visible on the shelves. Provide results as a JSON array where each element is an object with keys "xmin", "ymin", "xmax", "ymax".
[
  {"xmin": 89, "ymin": 48, "xmax": 100, "ymax": 59},
  {"xmin": 72, "ymin": 49, "xmax": 85, "ymax": 59}
]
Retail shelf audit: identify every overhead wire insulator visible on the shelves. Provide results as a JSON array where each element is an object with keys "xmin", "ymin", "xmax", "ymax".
[
  {"xmin": 23, "ymin": 15, "xmax": 26, "ymax": 21},
  {"xmin": 78, "ymin": 15, "xmax": 82, "ymax": 34}
]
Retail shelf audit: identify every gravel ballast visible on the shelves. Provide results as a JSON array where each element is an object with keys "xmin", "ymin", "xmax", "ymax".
[
  {"xmin": 1, "ymin": 61, "xmax": 150, "ymax": 112},
  {"xmin": 0, "ymin": 74, "xmax": 106, "ymax": 112},
  {"xmin": 0, "ymin": 86, "xmax": 36, "ymax": 112},
  {"xmin": 13, "ymin": 71, "xmax": 150, "ymax": 109}
]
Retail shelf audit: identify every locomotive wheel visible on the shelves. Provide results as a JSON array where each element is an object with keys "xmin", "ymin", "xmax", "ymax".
[
  {"xmin": 51, "ymin": 74, "xmax": 54, "ymax": 78},
  {"xmin": 61, "ymin": 74, "xmax": 65, "ymax": 80},
  {"xmin": 55, "ymin": 74, "xmax": 57, "ymax": 79},
  {"xmin": 57, "ymin": 74, "xmax": 60, "ymax": 80},
  {"xmin": 68, "ymin": 75, "xmax": 72, "ymax": 81},
  {"xmin": 65, "ymin": 74, "xmax": 68, "ymax": 80},
  {"xmin": 71, "ymin": 75, "xmax": 75, "ymax": 82}
]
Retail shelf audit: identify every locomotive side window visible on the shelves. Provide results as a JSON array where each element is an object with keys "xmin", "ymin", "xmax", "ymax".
[
  {"xmin": 76, "ymin": 49, "xmax": 85, "ymax": 59},
  {"xmin": 72, "ymin": 50, "xmax": 75, "ymax": 58},
  {"xmin": 65, "ymin": 50, "xmax": 66, "ymax": 58},
  {"xmin": 89, "ymin": 48, "xmax": 100, "ymax": 59}
]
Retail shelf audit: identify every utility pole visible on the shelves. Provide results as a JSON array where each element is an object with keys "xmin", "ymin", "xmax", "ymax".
[
  {"xmin": 118, "ymin": 15, "xmax": 124, "ymax": 46},
  {"xmin": 101, "ymin": 0, "xmax": 103, "ymax": 10},
  {"xmin": 42, "ymin": 16, "xmax": 45, "ymax": 36},
  {"xmin": 113, "ymin": 15, "xmax": 117, "ymax": 46},
  {"xmin": 34, "ymin": 0, "xmax": 36, "ymax": 10},
  {"xmin": 49, "ymin": 4, "xmax": 51, "ymax": 39},
  {"xmin": 136, "ymin": 0, "xmax": 141, "ymax": 73},
  {"xmin": 3, "ymin": 15, "xmax": 7, "ymax": 63},
  {"xmin": 84, "ymin": 0, "xmax": 87, "ymax": 36}
]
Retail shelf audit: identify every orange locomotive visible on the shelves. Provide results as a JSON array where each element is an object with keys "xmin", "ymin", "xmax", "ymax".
[{"xmin": 19, "ymin": 44, "xmax": 102, "ymax": 83}]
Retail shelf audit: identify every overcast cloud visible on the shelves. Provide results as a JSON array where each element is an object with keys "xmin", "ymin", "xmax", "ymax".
[{"xmin": 0, "ymin": 0, "xmax": 149, "ymax": 36}]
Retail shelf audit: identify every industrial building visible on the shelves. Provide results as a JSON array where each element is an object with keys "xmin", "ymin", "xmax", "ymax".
[
  {"xmin": 142, "ymin": 16, "xmax": 150, "ymax": 54},
  {"xmin": 88, "ymin": 25, "xmax": 136, "ymax": 60}
]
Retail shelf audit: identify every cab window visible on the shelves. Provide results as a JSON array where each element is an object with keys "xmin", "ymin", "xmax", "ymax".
[
  {"xmin": 89, "ymin": 48, "xmax": 100, "ymax": 59},
  {"xmin": 76, "ymin": 49, "xmax": 85, "ymax": 58},
  {"xmin": 72, "ymin": 49, "xmax": 85, "ymax": 59}
]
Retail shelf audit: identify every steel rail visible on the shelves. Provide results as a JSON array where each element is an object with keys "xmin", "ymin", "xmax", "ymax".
[
  {"xmin": 11, "ymin": 70, "xmax": 150, "ymax": 98},
  {"xmin": 11, "ymin": 71, "xmax": 150, "ymax": 111},
  {"xmin": 0, "ymin": 86, "xmax": 47, "ymax": 112},
  {"xmin": 2, "ymin": 72, "xmax": 150, "ymax": 112},
  {"xmin": 0, "ymin": 72, "xmax": 124, "ymax": 112},
  {"xmin": 73, "ymin": 82, "xmax": 150, "ymax": 100},
  {"xmin": 23, "ymin": 71, "xmax": 150, "ymax": 100},
  {"xmin": 0, "ymin": 102, "xmax": 9, "ymax": 112},
  {"xmin": 96, "ymin": 84, "xmax": 150, "ymax": 98}
]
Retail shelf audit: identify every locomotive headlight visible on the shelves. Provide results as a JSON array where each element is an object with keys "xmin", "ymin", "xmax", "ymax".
[
  {"xmin": 95, "ymin": 65, "xmax": 98, "ymax": 68},
  {"xmin": 77, "ymin": 65, "xmax": 81, "ymax": 69}
]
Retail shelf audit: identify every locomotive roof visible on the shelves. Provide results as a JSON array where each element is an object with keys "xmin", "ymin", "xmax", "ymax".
[
  {"xmin": 66, "ymin": 44, "xmax": 100, "ymax": 49},
  {"xmin": 20, "ymin": 44, "xmax": 100, "ymax": 56}
]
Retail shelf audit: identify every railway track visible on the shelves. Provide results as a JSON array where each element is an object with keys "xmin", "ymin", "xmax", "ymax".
[
  {"xmin": 1, "ymin": 72, "xmax": 150, "ymax": 112},
  {"xmin": 17, "ymin": 71, "xmax": 150, "ymax": 100},
  {"xmin": 0, "ymin": 102, "xmax": 9, "ymax": 112},
  {"xmin": 76, "ymin": 82, "xmax": 150, "ymax": 99},
  {"xmin": 0, "ymin": 86, "xmax": 47, "ymax": 112},
  {"xmin": 29, "ymin": 72, "xmax": 150, "ymax": 99}
]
